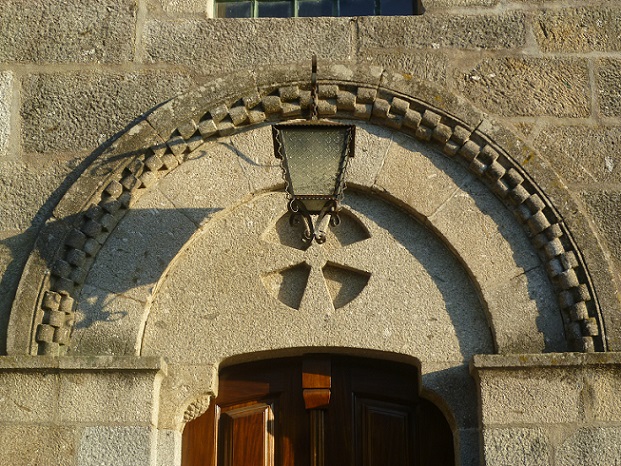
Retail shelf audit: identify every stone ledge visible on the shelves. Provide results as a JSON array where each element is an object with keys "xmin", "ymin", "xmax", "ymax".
[
  {"xmin": 0, "ymin": 356, "xmax": 167, "ymax": 373},
  {"xmin": 472, "ymin": 352, "xmax": 621, "ymax": 370}
]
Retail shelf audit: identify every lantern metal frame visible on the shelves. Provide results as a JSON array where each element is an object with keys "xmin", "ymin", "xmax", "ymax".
[{"xmin": 272, "ymin": 55, "xmax": 356, "ymax": 244}]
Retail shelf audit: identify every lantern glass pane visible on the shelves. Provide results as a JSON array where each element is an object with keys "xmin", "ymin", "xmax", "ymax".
[{"xmin": 280, "ymin": 126, "xmax": 349, "ymax": 198}]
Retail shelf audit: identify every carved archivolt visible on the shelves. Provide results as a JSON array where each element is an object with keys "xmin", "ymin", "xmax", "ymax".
[{"xmin": 11, "ymin": 63, "xmax": 605, "ymax": 355}]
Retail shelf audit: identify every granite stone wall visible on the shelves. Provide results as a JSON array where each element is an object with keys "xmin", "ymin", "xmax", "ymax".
[{"xmin": 1, "ymin": 1, "xmax": 620, "ymax": 465}]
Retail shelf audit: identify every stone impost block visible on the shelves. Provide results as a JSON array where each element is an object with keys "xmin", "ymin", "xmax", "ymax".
[
  {"xmin": 0, "ymin": 0, "xmax": 135, "ymax": 64},
  {"xmin": 535, "ymin": 7, "xmax": 621, "ymax": 53},
  {"xmin": 598, "ymin": 59, "xmax": 621, "ymax": 117},
  {"xmin": 472, "ymin": 353, "xmax": 621, "ymax": 426},
  {"xmin": 358, "ymin": 12, "xmax": 525, "ymax": 51},
  {"xmin": 143, "ymin": 18, "xmax": 351, "ymax": 75},
  {"xmin": 456, "ymin": 57, "xmax": 590, "ymax": 117},
  {"xmin": 22, "ymin": 71, "xmax": 194, "ymax": 154},
  {"xmin": 59, "ymin": 370, "xmax": 159, "ymax": 425}
]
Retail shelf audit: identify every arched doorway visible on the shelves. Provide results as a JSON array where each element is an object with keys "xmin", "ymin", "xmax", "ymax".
[{"xmin": 182, "ymin": 355, "xmax": 454, "ymax": 466}]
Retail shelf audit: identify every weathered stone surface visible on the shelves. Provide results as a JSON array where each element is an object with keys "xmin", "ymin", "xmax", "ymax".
[
  {"xmin": 346, "ymin": 124, "xmax": 394, "ymax": 187},
  {"xmin": 78, "ymin": 426, "xmax": 154, "ymax": 466},
  {"xmin": 478, "ymin": 368, "xmax": 582, "ymax": 425},
  {"xmin": 455, "ymin": 57, "xmax": 590, "ymax": 117},
  {"xmin": 535, "ymin": 7, "xmax": 621, "ymax": 53},
  {"xmin": 587, "ymin": 367, "xmax": 621, "ymax": 422},
  {"xmin": 72, "ymin": 285, "xmax": 148, "ymax": 355},
  {"xmin": 156, "ymin": 142, "xmax": 253, "ymax": 225},
  {"xmin": 375, "ymin": 132, "xmax": 474, "ymax": 218},
  {"xmin": 581, "ymin": 190, "xmax": 621, "ymax": 271},
  {"xmin": 228, "ymin": 125, "xmax": 283, "ymax": 193},
  {"xmin": 428, "ymin": 177, "xmax": 540, "ymax": 292},
  {"xmin": 0, "ymin": 0, "xmax": 135, "ymax": 64},
  {"xmin": 598, "ymin": 59, "xmax": 621, "ymax": 117},
  {"xmin": 143, "ymin": 18, "xmax": 351, "ymax": 74},
  {"xmin": 358, "ymin": 12, "xmax": 526, "ymax": 51},
  {"xmin": 59, "ymin": 371, "xmax": 157, "ymax": 424},
  {"xmin": 156, "ymin": 429, "xmax": 182, "ymax": 466},
  {"xmin": 556, "ymin": 427, "xmax": 621, "ymax": 465},
  {"xmin": 147, "ymin": 0, "xmax": 208, "ymax": 14},
  {"xmin": 0, "ymin": 370, "xmax": 59, "ymax": 422},
  {"xmin": 0, "ymin": 72, "xmax": 11, "ymax": 159},
  {"xmin": 0, "ymin": 159, "xmax": 82, "ymax": 230},
  {"xmin": 21, "ymin": 71, "xmax": 194, "ymax": 153},
  {"xmin": 424, "ymin": 0, "xmax": 498, "ymax": 7},
  {"xmin": 0, "ymin": 426, "xmax": 77, "ymax": 466},
  {"xmin": 485, "ymin": 267, "xmax": 566, "ymax": 353},
  {"xmin": 483, "ymin": 427, "xmax": 550, "ymax": 466},
  {"xmin": 362, "ymin": 51, "xmax": 448, "ymax": 84},
  {"xmin": 82, "ymin": 187, "xmax": 198, "ymax": 304},
  {"xmin": 142, "ymin": 192, "xmax": 491, "ymax": 365},
  {"xmin": 535, "ymin": 125, "xmax": 621, "ymax": 184},
  {"xmin": 0, "ymin": 228, "xmax": 36, "ymax": 355}
]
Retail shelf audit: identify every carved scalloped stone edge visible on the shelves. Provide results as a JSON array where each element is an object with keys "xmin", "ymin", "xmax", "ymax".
[{"xmin": 9, "ymin": 63, "xmax": 610, "ymax": 355}]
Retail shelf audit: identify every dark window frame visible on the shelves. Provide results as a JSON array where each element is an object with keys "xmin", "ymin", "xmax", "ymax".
[{"xmin": 214, "ymin": 0, "xmax": 424, "ymax": 18}]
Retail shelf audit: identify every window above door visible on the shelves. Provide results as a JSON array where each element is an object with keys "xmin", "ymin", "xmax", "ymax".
[{"xmin": 215, "ymin": 0, "xmax": 424, "ymax": 18}]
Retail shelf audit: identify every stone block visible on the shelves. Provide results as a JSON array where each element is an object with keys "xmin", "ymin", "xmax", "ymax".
[
  {"xmin": 535, "ymin": 7, "xmax": 621, "ymax": 53},
  {"xmin": 455, "ymin": 57, "xmax": 590, "ymax": 117},
  {"xmin": 82, "ymin": 187, "xmax": 198, "ymax": 303},
  {"xmin": 485, "ymin": 267, "xmax": 567, "ymax": 354},
  {"xmin": 78, "ymin": 426, "xmax": 155, "ymax": 466},
  {"xmin": 156, "ymin": 429, "xmax": 182, "ymax": 466},
  {"xmin": 156, "ymin": 142, "xmax": 253, "ymax": 225},
  {"xmin": 143, "ymin": 18, "xmax": 351, "ymax": 75},
  {"xmin": 581, "ymin": 190, "xmax": 621, "ymax": 271},
  {"xmin": 21, "ymin": 71, "xmax": 194, "ymax": 154},
  {"xmin": 0, "ymin": 371, "xmax": 59, "ymax": 423},
  {"xmin": 0, "ymin": 228, "xmax": 37, "ymax": 354},
  {"xmin": 0, "ymin": 72, "xmax": 11, "ymax": 159},
  {"xmin": 228, "ymin": 125, "xmax": 283, "ymax": 192},
  {"xmin": 556, "ymin": 427, "xmax": 621, "ymax": 466},
  {"xmin": 428, "ymin": 177, "xmax": 540, "ymax": 290},
  {"xmin": 535, "ymin": 125, "xmax": 621, "ymax": 184},
  {"xmin": 375, "ymin": 132, "xmax": 473, "ymax": 218},
  {"xmin": 71, "ymin": 284, "xmax": 148, "ymax": 355},
  {"xmin": 358, "ymin": 12, "xmax": 526, "ymax": 51},
  {"xmin": 477, "ymin": 368, "xmax": 582, "ymax": 425},
  {"xmin": 0, "ymin": 425, "xmax": 77, "ymax": 466},
  {"xmin": 0, "ymin": 159, "xmax": 82, "ymax": 230},
  {"xmin": 598, "ymin": 59, "xmax": 621, "ymax": 117},
  {"xmin": 146, "ymin": 0, "xmax": 208, "ymax": 14},
  {"xmin": 586, "ymin": 367, "xmax": 621, "ymax": 422},
  {"xmin": 483, "ymin": 427, "xmax": 551, "ymax": 466},
  {"xmin": 424, "ymin": 0, "xmax": 498, "ymax": 7},
  {"xmin": 346, "ymin": 123, "xmax": 394, "ymax": 188},
  {"xmin": 0, "ymin": 0, "xmax": 135, "ymax": 64},
  {"xmin": 59, "ymin": 370, "xmax": 158, "ymax": 424},
  {"xmin": 363, "ymin": 51, "xmax": 448, "ymax": 84}
]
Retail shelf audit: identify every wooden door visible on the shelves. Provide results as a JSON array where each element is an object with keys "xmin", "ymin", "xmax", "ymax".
[{"xmin": 182, "ymin": 356, "xmax": 454, "ymax": 466}]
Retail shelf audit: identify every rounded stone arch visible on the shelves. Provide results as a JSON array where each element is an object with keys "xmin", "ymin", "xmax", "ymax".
[{"xmin": 7, "ymin": 61, "xmax": 613, "ymax": 360}]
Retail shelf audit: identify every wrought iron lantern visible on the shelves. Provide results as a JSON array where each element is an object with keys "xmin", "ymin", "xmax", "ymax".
[{"xmin": 272, "ymin": 57, "xmax": 356, "ymax": 244}]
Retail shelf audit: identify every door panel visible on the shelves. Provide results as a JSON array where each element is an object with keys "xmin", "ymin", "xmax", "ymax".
[
  {"xmin": 356, "ymin": 398, "xmax": 413, "ymax": 466},
  {"xmin": 220, "ymin": 402, "xmax": 274, "ymax": 466},
  {"xmin": 182, "ymin": 356, "xmax": 454, "ymax": 466}
]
